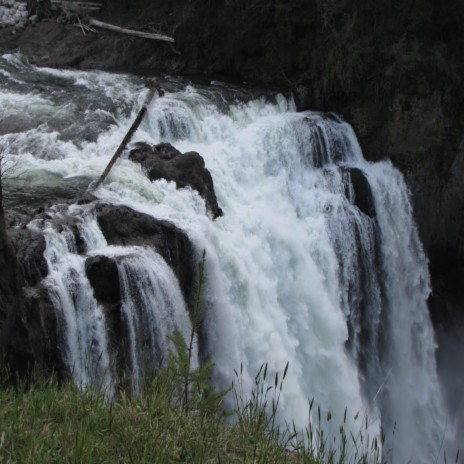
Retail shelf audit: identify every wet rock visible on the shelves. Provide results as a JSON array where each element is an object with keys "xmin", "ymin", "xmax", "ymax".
[
  {"xmin": 1, "ymin": 199, "xmax": 197, "ymax": 381},
  {"xmin": 85, "ymin": 255, "xmax": 121, "ymax": 304},
  {"xmin": 129, "ymin": 142, "xmax": 223, "ymax": 219},
  {"xmin": 8, "ymin": 227, "xmax": 47, "ymax": 286},
  {"xmin": 0, "ymin": 212, "xmax": 62, "ymax": 380},
  {"xmin": 21, "ymin": 285, "xmax": 65, "ymax": 379},
  {"xmin": 342, "ymin": 167, "xmax": 376, "ymax": 218},
  {"xmin": 95, "ymin": 203, "xmax": 194, "ymax": 299},
  {"xmin": 85, "ymin": 254, "xmax": 124, "ymax": 369}
]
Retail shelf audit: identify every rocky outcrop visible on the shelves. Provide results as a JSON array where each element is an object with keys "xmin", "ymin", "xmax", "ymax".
[
  {"xmin": 341, "ymin": 167, "xmax": 376, "ymax": 219},
  {"xmin": 85, "ymin": 255, "xmax": 121, "ymax": 305},
  {"xmin": 0, "ymin": 199, "xmax": 196, "ymax": 380},
  {"xmin": 129, "ymin": 142, "xmax": 223, "ymax": 219},
  {"xmin": 95, "ymin": 202, "xmax": 194, "ymax": 299},
  {"xmin": 344, "ymin": 95, "xmax": 464, "ymax": 318},
  {"xmin": 8, "ymin": 227, "xmax": 47, "ymax": 286},
  {"xmin": 0, "ymin": 209, "xmax": 64, "ymax": 380},
  {"xmin": 0, "ymin": 20, "xmax": 183, "ymax": 74}
]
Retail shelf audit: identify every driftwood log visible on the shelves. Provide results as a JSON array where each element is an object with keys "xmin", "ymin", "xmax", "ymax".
[
  {"xmin": 88, "ymin": 18, "xmax": 175, "ymax": 43},
  {"xmin": 91, "ymin": 79, "xmax": 163, "ymax": 191}
]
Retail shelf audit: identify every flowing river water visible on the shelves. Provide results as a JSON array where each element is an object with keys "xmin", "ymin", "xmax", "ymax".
[{"xmin": 0, "ymin": 53, "xmax": 458, "ymax": 462}]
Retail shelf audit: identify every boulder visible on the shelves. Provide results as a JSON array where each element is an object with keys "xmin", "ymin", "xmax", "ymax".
[
  {"xmin": 95, "ymin": 203, "xmax": 194, "ymax": 299},
  {"xmin": 85, "ymin": 255, "xmax": 121, "ymax": 304},
  {"xmin": 129, "ymin": 142, "xmax": 223, "ymax": 218},
  {"xmin": 341, "ymin": 167, "xmax": 376, "ymax": 218}
]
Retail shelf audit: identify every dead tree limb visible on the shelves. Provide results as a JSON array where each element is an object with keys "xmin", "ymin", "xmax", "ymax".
[
  {"xmin": 90, "ymin": 79, "xmax": 162, "ymax": 191},
  {"xmin": 88, "ymin": 18, "xmax": 175, "ymax": 42}
]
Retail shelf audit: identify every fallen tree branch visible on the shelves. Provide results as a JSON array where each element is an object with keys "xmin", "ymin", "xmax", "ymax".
[
  {"xmin": 88, "ymin": 18, "xmax": 175, "ymax": 43},
  {"xmin": 77, "ymin": 14, "xmax": 86, "ymax": 35},
  {"xmin": 90, "ymin": 79, "xmax": 163, "ymax": 191},
  {"xmin": 73, "ymin": 22, "xmax": 97, "ymax": 33}
]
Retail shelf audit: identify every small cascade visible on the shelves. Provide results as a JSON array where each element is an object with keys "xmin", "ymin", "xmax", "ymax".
[
  {"xmin": 117, "ymin": 247, "xmax": 195, "ymax": 392},
  {"xmin": 366, "ymin": 164, "xmax": 449, "ymax": 463},
  {"xmin": 29, "ymin": 203, "xmax": 195, "ymax": 395},
  {"xmin": 30, "ymin": 206, "xmax": 114, "ymax": 394}
]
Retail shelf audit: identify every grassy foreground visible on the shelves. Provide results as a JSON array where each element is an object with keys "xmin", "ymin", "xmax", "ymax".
[
  {"xmin": 0, "ymin": 351, "xmax": 386, "ymax": 464},
  {"xmin": 0, "ymin": 373, "xmax": 291, "ymax": 463}
]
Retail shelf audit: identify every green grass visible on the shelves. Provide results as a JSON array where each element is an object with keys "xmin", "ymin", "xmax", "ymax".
[
  {"xmin": 0, "ymin": 371, "xmax": 291, "ymax": 463},
  {"xmin": 0, "ymin": 355, "xmax": 389, "ymax": 464}
]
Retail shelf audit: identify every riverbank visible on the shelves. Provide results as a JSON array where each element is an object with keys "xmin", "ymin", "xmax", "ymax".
[{"xmin": 0, "ymin": 18, "xmax": 184, "ymax": 73}]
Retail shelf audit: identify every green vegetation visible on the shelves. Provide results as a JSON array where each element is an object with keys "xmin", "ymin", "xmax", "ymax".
[
  {"xmin": 101, "ymin": 0, "xmax": 464, "ymax": 108},
  {"xmin": 0, "ymin": 358, "xmax": 387, "ymax": 464}
]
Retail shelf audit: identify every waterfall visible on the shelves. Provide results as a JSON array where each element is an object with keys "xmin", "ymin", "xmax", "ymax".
[
  {"xmin": 28, "ymin": 204, "xmax": 194, "ymax": 395},
  {"xmin": 117, "ymin": 247, "xmax": 196, "ymax": 393},
  {"xmin": 1, "ymin": 53, "xmax": 456, "ymax": 462},
  {"xmin": 30, "ymin": 205, "xmax": 114, "ymax": 394}
]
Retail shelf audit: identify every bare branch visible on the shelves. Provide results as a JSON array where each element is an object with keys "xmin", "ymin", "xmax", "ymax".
[{"xmin": 0, "ymin": 140, "xmax": 20, "ymax": 180}]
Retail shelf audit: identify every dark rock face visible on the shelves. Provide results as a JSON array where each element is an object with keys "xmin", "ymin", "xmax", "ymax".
[
  {"xmin": 0, "ymin": 199, "xmax": 196, "ymax": 381},
  {"xmin": 129, "ymin": 142, "xmax": 223, "ymax": 219},
  {"xmin": 0, "ymin": 213, "xmax": 64, "ymax": 380},
  {"xmin": 95, "ymin": 203, "xmax": 194, "ymax": 299},
  {"xmin": 341, "ymin": 167, "xmax": 376, "ymax": 218},
  {"xmin": 8, "ymin": 228, "xmax": 48, "ymax": 287},
  {"xmin": 85, "ymin": 255, "xmax": 121, "ymax": 304},
  {"xmin": 0, "ymin": 21, "xmax": 184, "ymax": 75},
  {"xmin": 0, "ymin": 217, "xmax": 27, "ymax": 372}
]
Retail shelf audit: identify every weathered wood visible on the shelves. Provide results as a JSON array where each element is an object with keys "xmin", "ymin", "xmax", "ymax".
[
  {"xmin": 88, "ymin": 18, "xmax": 175, "ymax": 43},
  {"xmin": 91, "ymin": 80, "xmax": 162, "ymax": 191},
  {"xmin": 77, "ymin": 14, "xmax": 86, "ymax": 35},
  {"xmin": 73, "ymin": 22, "xmax": 97, "ymax": 33}
]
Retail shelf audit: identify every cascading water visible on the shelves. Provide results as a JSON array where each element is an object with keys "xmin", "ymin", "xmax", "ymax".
[
  {"xmin": 0, "ymin": 52, "xmax": 458, "ymax": 462},
  {"xmin": 28, "ymin": 203, "xmax": 194, "ymax": 394},
  {"xmin": 117, "ymin": 246, "xmax": 196, "ymax": 392},
  {"xmin": 31, "ymin": 206, "xmax": 114, "ymax": 394}
]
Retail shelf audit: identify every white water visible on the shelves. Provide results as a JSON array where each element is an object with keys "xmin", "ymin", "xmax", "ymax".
[
  {"xmin": 29, "ymin": 205, "xmax": 114, "ymax": 394},
  {"xmin": 28, "ymin": 203, "xmax": 194, "ymax": 395},
  {"xmin": 1, "ymin": 53, "xmax": 457, "ymax": 462},
  {"xmin": 117, "ymin": 246, "xmax": 196, "ymax": 393}
]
